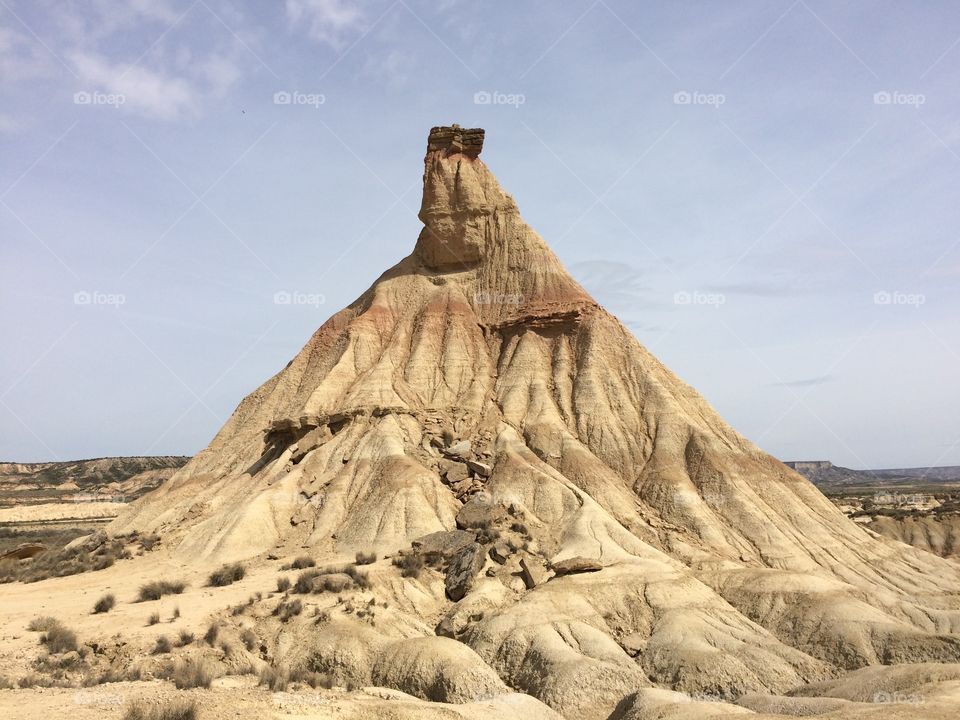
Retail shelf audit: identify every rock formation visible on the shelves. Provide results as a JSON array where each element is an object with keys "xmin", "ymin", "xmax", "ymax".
[{"xmin": 111, "ymin": 125, "xmax": 960, "ymax": 719}]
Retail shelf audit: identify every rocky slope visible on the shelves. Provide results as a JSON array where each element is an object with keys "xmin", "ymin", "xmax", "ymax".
[{"xmin": 108, "ymin": 125, "xmax": 960, "ymax": 719}]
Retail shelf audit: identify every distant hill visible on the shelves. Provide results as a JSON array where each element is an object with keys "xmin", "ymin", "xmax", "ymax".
[
  {"xmin": 0, "ymin": 456, "xmax": 189, "ymax": 506},
  {"xmin": 784, "ymin": 460, "xmax": 960, "ymax": 492}
]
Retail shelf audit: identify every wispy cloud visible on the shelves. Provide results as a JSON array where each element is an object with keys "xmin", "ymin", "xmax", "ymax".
[
  {"xmin": 769, "ymin": 374, "xmax": 835, "ymax": 389},
  {"xmin": 285, "ymin": 0, "xmax": 365, "ymax": 48}
]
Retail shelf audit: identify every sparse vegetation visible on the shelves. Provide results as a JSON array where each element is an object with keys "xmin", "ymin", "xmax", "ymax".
[
  {"xmin": 177, "ymin": 629, "xmax": 195, "ymax": 647},
  {"xmin": 277, "ymin": 576, "xmax": 291, "ymax": 593},
  {"xmin": 138, "ymin": 579, "xmax": 187, "ymax": 601},
  {"xmin": 346, "ymin": 565, "xmax": 372, "ymax": 589},
  {"xmin": 510, "ymin": 522, "xmax": 529, "ymax": 535},
  {"xmin": 355, "ymin": 550, "xmax": 377, "ymax": 565},
  {"xmin": 93, "ymin": 593, "xmax": 116, "ymax": 614},
  {"xmin": 123, "ymin": 698, "xmax": 197, "ymax": 720},
  {"xmin": 148, "ymin": 612, "xmax": 161, "ymax": 626},
  {"xmin": 152, "ymin": 635, "xmax": 172, "ymax": 654},
  {"xmin": 0, "ymin": 675, "xmax": 13, "ymax": 689},
  {"xmin": 258, "ymin": 664, "xmax": 331, "ymax": 691},
  {"xmin": 27, "ymin": 616, "xmax": 60, "ymax": 632},
  {"xmin": 0, "ymin": 531, "xmax": 130, "ymax": 584},
  {"xmin": 208, "ymin": 562, "xmax": 246, "ymax": 587},
  {"xmin": 392, "ymin": 553, "xmax": 424, "ymax": 578},
  {"xmin": 40, "ymin": 622, "xmax": 78, "ymax": 653},
  {"xmin": 240, "ymin": 628, "xmax": 257, "ymax": 651},
  {"xmin": 172, "ymin": 606, "xmax": 181, "ymax": 620},
  {"xmin": 170, "ymin": 658, "xmax": 216, "ymax": 689},
  {"xmin": 289, "ymin": 555, "xmax": 315, "ymax": 569},
  {"xmin": 203, "ymin": 622, "xmax": 219, "ymax": 646},
  {"xmin": 273, "ymin": 598, "xmax": 303, "ymax": 621}
]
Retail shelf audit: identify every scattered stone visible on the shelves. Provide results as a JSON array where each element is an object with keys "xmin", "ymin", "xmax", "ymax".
[
  {"xmin": 412, "ymin": 530, "xmax": 476, "ymax": 562},
  {"xmin": 551, "ymin": 557, "xmax": 603, "ymax": 576},
  {"xmin": 444, "ymin": 439, "xmax": 472, "ymax": 459},
  {"xmin": 439, "ymin": 459, "xmax": 470, "ymax": 484},
  {"xmin": 456, "ymin": 496, "xmax": 507, "ymax": 531},
  {"xmin": 467, "ymin": 460, "xmax": 492, "ymax": 477},
  {"xmin": 489, "ymin": 543, "xmax": 511, "ymax": 564},
  {"xmin": 519, "ymin": 556, "xmax": 549, "ymax": 590},
  {"xmin": 620, "ymin": 632, "xmax": 646, "ymax": 657},
  {"xmin": 445, "ymin": 543, "xmax": 486, "ymax": 601}
]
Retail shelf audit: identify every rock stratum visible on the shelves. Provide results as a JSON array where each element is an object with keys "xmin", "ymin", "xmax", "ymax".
[{"xmin": 110, "ymin": 125, "xmax": 960, "ymax": 719}]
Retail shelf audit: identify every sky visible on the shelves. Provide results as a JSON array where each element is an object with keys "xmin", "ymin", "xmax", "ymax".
[{"xmin": 1, "ymin": 0, "xmax": 959, "ymax": 470}]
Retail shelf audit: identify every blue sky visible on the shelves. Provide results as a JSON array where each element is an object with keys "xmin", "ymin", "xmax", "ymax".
[{"xmin": 2, "ymin": 0, "xmax": 958, "ymax": 469}]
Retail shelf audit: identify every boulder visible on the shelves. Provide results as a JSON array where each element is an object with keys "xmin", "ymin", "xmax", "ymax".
[
  {"xmin": 444, "ymin": 440, "xmax": 472, "ymax": 459},
  {"xmin": 439, "ymin": 459, "xmax": 470, "ymax": 484},
  {"xmin": 445, "ymin": 543, "xmax": 486, "ymax": 601},
  {"xmin": 456, "ymin": 496, "xmax": 507, "ymax": 530},
  {"xmin": 551, "ymin": 557, "xmax": 603, "ymax": 576},
  {"xmin": 412, "ymin": 530, "xmax": 476, "ymax": 562},
  {"xmin": 467, "ymin": 460, "xmax": 492, "ymax": 477}
]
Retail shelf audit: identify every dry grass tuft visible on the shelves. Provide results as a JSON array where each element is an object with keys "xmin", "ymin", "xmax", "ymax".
[
  {"xmin": 124, "ymin": 698, "xmax": 197, "ymax": 720},
  {"xmin": 40, "ymin": 623, "xmax": 78, "ymax": 653},
  {"xmin": 93, "ymin": 593, "xmax": 116, "ymax": 614},
  {"xmin": 138, "ymin": 580, "xmax": 187, "ymax": 602},
  {"xmin": 171, "ymin": 658, "xmax": 216, "ymax": 689},
  {"xmin": 208, "ymin": 562, "xmax": 245, "ymax": 587},
  {"xmin": 355, "ymin": 550, "xmax": 377, "ymax": 565}
]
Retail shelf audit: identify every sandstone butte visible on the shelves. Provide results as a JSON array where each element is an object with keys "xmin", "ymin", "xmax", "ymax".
[{"xmin": 72, "ymin": 125, "xmax": 960, "ymax": 718}]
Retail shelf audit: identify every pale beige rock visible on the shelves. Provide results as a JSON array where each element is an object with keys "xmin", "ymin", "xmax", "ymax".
[{"xmin": 95, "ymin": 125, "xmax": 960, "ymax": 718}]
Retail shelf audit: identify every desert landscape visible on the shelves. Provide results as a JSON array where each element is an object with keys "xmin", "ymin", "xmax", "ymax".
[{"xmin": 2, "ymin": 125, "xmax": 959, "ymax": 720}]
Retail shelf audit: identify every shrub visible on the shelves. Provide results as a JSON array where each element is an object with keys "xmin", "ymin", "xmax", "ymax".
[
  {"xmin": 152, "ymin": 635, "xmax": 172, "ymax": 654},
  {"xmin": 41, "ymin": 623, "xmax": 78, "ymax": 653},
  {"xmin": 355, "ymin": 551, "xmax": 377, "ymax": 565},
  {"xmin": 276, "ymin": 576, "xmax": 291, "ymax": 593},
  {"xmin": 204, "ymin": 622, "xmax": 219, "ymax": 646},
  {"xmin": 27, "ymin": 616, "xmax": 60, "ymax": 632},
  {"xmin": 177, "ymin": 630, "xmax": 195, "ymax": 647},
  {"xmin": 172, "ymin": 606, "xmax": 180, "ymax": 620},
  {"xmin": 219, "ymin": 641, "xmax": 233, "ymax": 657},
  {"xmin": 346, "ymin": 566, "xmax": 372, "ymax": 589},
  {"xmin": 2, "ymin": 532, "xmax": 130, "ymax": 584},
  {"xmin": 0, "ymin": 675, "xmax": 12, "ymax": 689},
  {"xmin": 171, "ymin": 658, "xmax": 216, "ymax": 689},
  {"xmin": 259, "ymin": 664, "xmax": 289, "ymax": 691},
  {"xmin": 392, "ymin": 553, "xmax": 423, "ymax": 578},
  {"xmin": 148, "ymin": 612, "xmax": 161, "ymax": 626},
  {"xmin": 510, "ymin": 522, "xmax": 529, "ymax": 535},
  {"xmin": 93, "ymin": 593, "xmax": 116, "ymax": 614},
  {"xmin": 123, "ymin": 698, "xmax": 196, "ymax": 720},
  {"xmin": 272, "ymin": 598, "xmax": 302, "ymax": 622},
  {"xmin": 208, "ymin": 562, "xmax": 245, "ymax": 587},
  {"xmin": 138, "ymin": 580, "xmax": 186, "ymax": 602},
  {"xmin": 240, "ymin": 628, "xmax": 257, "ymax": 651},
  {"xmin": 139, "ymin": 534, "xmax": 161, "ymax": 551},
  {"xmin": 290, "ymin": 555, "xmax": 315, "ymax": 569},
  {"xmin": 294, "ymin": 569, "xmax": 321, "ymax": 594}
]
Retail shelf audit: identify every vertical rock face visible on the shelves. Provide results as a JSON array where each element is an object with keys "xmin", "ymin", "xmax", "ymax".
[{"xmin": 112, "ymin": 125, "xmax": 960, "ymax": 720}]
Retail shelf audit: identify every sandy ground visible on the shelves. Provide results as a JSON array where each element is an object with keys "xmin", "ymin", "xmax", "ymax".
[{"xmin": 0, "ymin": 501, "xmax": 125, "ymax": 523}]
